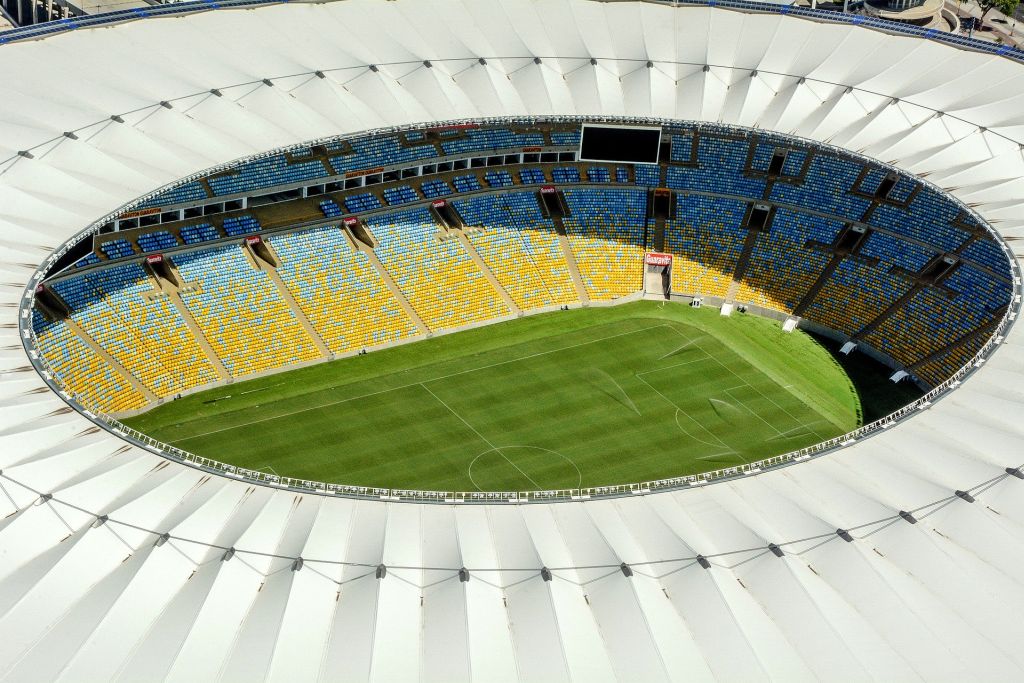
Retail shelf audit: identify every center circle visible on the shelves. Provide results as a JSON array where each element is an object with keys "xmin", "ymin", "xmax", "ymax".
[
  {"xmin": 468, "ymin": 446, "xmax": 583, "ymax": 492},
  {"xmin": 25, "ymin": 118, "xmax": 1014, "ymax": 496}
]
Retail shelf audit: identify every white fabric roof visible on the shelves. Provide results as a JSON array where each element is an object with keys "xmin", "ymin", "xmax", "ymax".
[{"xmin": 0, "ymin": 1, "xmax": 1023, "ymax": 680}]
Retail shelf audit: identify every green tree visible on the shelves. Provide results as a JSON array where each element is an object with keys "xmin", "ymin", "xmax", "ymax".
[{"xmin": 978, "ymin": 0, "xmax": 1020, "ymax": 22}]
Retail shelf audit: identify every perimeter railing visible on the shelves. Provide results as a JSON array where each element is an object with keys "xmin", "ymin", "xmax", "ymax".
[
  {"xmin": 16, "ymin": 115, "xmax": 1024, "ymax": 503},
  {"xmin": 23, "ymin": 283, "xmax": 1019, "ymax": 504}
]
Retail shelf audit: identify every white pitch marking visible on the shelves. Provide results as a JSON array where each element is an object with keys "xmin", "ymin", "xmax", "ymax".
[
  {"xmin": 468, "ymin": 445, "xmax": 582, "ymax": 492},
  {"xmin": 171, "ymin": 323, "xmax": 671, "ymax": 443},
  {"xmin": 419, "ymin": 383, "xmax": 542, "ymax": 490}
]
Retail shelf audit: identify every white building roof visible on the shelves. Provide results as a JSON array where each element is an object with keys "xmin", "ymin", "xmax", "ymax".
[{"xmin": 0, "ymin": 1, "xmax": 1023, "ymax": 680}]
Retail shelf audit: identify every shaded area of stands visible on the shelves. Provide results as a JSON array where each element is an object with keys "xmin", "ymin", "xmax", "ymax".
[
  {"xmin": 34, "ymin": 122, "xmax": 1017, "ymax": 416},
  {"xmin": 810, "ymin": 332, "xmax": 924, "ymax": 424}
]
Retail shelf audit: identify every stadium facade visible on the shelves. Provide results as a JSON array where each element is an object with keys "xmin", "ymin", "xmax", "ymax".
[{"xmin": 1, "ymin": 0, "xmax": 1023, "ymax": 680}]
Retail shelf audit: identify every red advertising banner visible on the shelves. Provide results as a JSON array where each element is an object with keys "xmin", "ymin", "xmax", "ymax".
[
  {"xmin": 522, "ymin": 146, "xmax": 542, "ymax": 153},
  {"xmin": 345, "ymin": 167, "xmax": 382, "ymax": 178},
  {"xmin": 343, "ymin": 216, "xmax": 359, "ymax": 226},
  {"xmin": 431, "ymin": 199, "xmax": 447, "ymax": 209},
  {"xmin": 645, "ymin": 252, "xmax": 673, "ymax": 267},
  {"xmin": 146, "ymin": 254, "xmax": 164, "ymax": 264},
  {"xmin": 245, "ymin": 235, "xmax": 262, "ymax": 245},
  {"xmin": 119, "ymin": 207, "xmax": 161, "ymax": 219},
  {"xmin": 540, "ymin": 185, "xmax": 556, "ymax": 194}
]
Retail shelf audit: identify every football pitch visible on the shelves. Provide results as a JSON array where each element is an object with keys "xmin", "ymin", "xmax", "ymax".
[{"xmin": 125, "ymin": 302, "xmax": 863, "ymax": 492}]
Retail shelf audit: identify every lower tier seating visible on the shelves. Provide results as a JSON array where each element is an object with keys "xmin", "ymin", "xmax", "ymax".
[
  {"xmin": 270, "ymin": 227, "xmax": 418, "ymax": 353},
  {"xmin": 562, "ymin": 188, "xmax": 648, "ymax": 300},
  {"xmin": 456, "ymin": 193, "xmax": 578, "ymax": 310},
  {"xmin": 913, "ymin": 334, "xmax": 986, "ymax": 387},
  {"xmin": 734, "ymin": 210, "xmax": 843, "ymax": 311},
  {"xmin": 174, "ymin": 245, "xmax": 321, "ymax": 376},
  {"xmin": 32, "ymin": 311, "xmax": 148, "ymax": 414},
  {"xmin": 367, "ymin": 207, "xmax": 511, "ymax": 330},
  {"xmin": 802, "ymin": 260, "xmax": 909, "ymax": 337},
  {"xmin": 665, "ymin": 196, "xmax": 747, "ymax": 298},
  {"xmin": 864, "ymin": 264, "xmax": 1010, "ymax": 369},
  {"xmin": 52, "ymin": 263, "xmax": 218, "ymax": 397}
]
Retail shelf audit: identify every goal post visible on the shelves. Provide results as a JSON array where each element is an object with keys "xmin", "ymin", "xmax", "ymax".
[{"xmin": 644, "ymin": 252, "xmax": 672, "ymax": 298}]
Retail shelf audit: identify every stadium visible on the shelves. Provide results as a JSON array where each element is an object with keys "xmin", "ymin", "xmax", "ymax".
[{"xmin": 2, "ymin": 0, "xmax": 1024, "ymax": 680}]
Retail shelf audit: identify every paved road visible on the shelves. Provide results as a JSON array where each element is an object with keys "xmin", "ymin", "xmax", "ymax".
[{"xmin": 948, "ymin": 0, "xmax": 1024, "ymax": 47}]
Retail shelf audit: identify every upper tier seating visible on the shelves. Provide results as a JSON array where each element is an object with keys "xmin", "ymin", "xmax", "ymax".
[
  {"xmin": 859, "ymin": 232, "xmax": 934, "ymax": 272},
  {"xmin": 344, "ymin": 193, "xmax": 383, "ymax": 213},
  {"xmin": 319, "ymin": 199, "xmax": 343, "ymax": 218},
  {"xmin": 180, "ymin": 223, "xmax": 220, "ymax": 245},
  {"xmin": 367, "ymin": 207, "xmax": 510, "ymax": 330},
  {"xmin": 135, "ymin": 181, "xmax": 209, "ymax": 209},
  {"xmin": 383, "ymin": 185, "xmax": 419, "ymax": 206},
  {"xmin": 665, "ymin": 137, "xmax": 766, "ymax": 198},
  {"xmin": 75, "ymin": 252, "xmax": 101, "ymax": 268},
  {"xmin": 772, "ymin": 154, "xmax": 872, "ymax": 221},
  {"xmin": 961, "ymin": 237, "xmax": 1008, "ymax": 274},
  {"xmin": 562, "ymin": 188, "xmax": 648, "ymax": 300},
  {"xmin": 550, "ymin": 130, "xmax": 581, "ymax": 146},
  {"xmin": 174, "ymin": 245, "xmax": 320, "ymax": 376},
  {"xmin": 484, "ymin": 171, "xmax": 514, "ymax": 188},
  {"xmin": 330, "ymin": 135, "xmax": 437, "ymax": 173},
  {"xmin": 670, "ymin": 134, "xmax": 693, "ymax": 162},
  {"xmin": 440, "ymin": 128, "xmax": 545, "ymax": 155},
  {"xmin": 52, "ymin": 263, "xmax": 218, "ymax": 397},
  {"xmin": 209, "ymin": 154, "xmax": 329, "ymax": 196},
  {"xmin": 552, "ymin": 167, "xmax": 581, "ymax": 184},
  {"xmin": 137, "ymin": 230, "xmax": 179, "ymax": 253},
  {"xmin": 858, "ymin": 167, "xmax": 916, "ymax": 202},
  {"xmin": 31, "ymin": 310, "xmax": 148, "ymax": 413},
  {"xmin": 519, "ymin": 168, "xmax": 546, "ymax": 185},
  {"xmin": 270, "ymin": 226, "xmax": 417, "ymax": 353},
  {"xmin": 100, "ymin": 239, "xmax": 135, "ymax": 260},
  {"xmin": 456, "ymin": 192, "xmax": 578, "ymax": 310},
  {"xmin": 748, "ymin": 141, "xmax": 806, "ymax": 177},
  {"xmin": 421, "ymin": 179, "xmax": 453, "ymax": 199},
  {"xmin": 634, "ymin": 164, "xmax": 660, "ymax": 187},
  {"xmin": 222, "ymin": 215, "xmax": 261, "ymax": 237},
  {"xmin": 868, "ymin": 197, "xmax": 967, "ymax": 252},
  {"xmin": 453, "ymin": 175, "xmax": 482, "ymax": 193}
]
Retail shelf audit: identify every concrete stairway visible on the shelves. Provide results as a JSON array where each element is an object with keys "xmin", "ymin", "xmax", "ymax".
[
  {"xmin": 724, "ymin": 229, "xmax": 762, "ymax": 303},
  {"xmin": 247, "ymin": 243, "xmax": 332, "ymax": 359},
  {"xmin": 792, "ymin": 255, "xmax": 844, "ymax": 317},
  {"xmin": 455, "ymin": 231, "xmax": 522, "ymax": 316},
  {"xmin": 724, "ymin": 279, "xmax": 742, "ymax": 303},
  {"xmin": 909, "ymin": 316, "xmax": 1000, "ymax": 372},
  {"xmin": 550, "ymin": 215, "xmax": 590, "ymax": 306},
  {"xmin": 64, "ymin": 319, "xmax": 158, "ymax": 402},
  {"xmin": 350, "ymin": 235, "xmax": 431, "ymax": 336},
  {"xmin": 145, "ymin": 268, "xmax": 231, "ymax": 381},
  {"xmin": 852, "ymin": 284, "xmax": 922, "ymax": 340}
]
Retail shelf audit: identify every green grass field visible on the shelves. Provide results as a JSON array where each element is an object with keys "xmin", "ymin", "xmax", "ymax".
[{"xmin": 126, "ymin": 302, "xmax": 868, "ymax": 491}]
